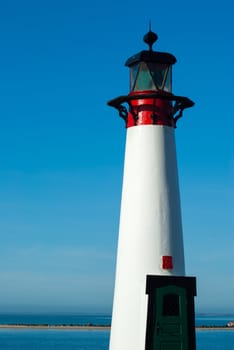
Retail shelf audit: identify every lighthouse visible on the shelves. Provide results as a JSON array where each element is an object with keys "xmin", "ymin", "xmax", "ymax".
[{"xmin": 108, "ymin": 30, "xmax": 196, "ymax": 350}]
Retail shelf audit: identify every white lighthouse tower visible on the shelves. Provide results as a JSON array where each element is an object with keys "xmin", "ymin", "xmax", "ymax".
[{"xmin": 108, "ymin": 30, "xmax": 196, "ymax": 350}]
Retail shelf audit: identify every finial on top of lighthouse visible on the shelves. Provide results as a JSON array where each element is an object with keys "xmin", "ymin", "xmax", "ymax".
[{"xmin": 143, "ymin": 21, "xmax": 158, "ymax": 51}]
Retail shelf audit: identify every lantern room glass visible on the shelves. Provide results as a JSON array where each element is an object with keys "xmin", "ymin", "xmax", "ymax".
[{"xmin": 130, "ymin": 62, "xmax": 172, "ymax": 93}]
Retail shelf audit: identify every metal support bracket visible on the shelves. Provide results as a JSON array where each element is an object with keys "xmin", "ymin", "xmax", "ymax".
[{"xmin": 107, "ymin": 92, "xmax": 194, "ymax": 127}]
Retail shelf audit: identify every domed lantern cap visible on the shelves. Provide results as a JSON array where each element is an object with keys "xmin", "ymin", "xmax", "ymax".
[{"xmin": 125, "ymin": 30, "xmax": 176, "ymax": 93}]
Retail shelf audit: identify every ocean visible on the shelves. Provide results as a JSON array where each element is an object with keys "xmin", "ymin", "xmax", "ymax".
[{"xmin": 0, "ymin": 314, "xmax": 233, "ymax": 350}]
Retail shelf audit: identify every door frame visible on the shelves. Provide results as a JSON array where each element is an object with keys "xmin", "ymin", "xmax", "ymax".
[{"xmin": 145, "ymin": 275, "xmax": 196, "ymax": 350}]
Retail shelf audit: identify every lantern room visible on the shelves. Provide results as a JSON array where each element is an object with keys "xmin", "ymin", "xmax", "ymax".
[
  {"xmin": 107, "ymin": 30, "xmax": 194, "ymax": 128},
  {"xmin": 125, "ymin": 30, "xmax": 176, "ymax": 93}
]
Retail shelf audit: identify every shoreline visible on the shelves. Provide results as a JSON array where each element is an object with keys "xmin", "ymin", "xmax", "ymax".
[
  {"xmin": 0, "ymin": 324, "xmax": 110, "ymax": 330},
  {"xmin": 196, "ymin": 327, "xmax": 234, "ymax": 331},
  {"xmin": 0, "ymin": 324, "xmax": 233, "ymax": 331}
]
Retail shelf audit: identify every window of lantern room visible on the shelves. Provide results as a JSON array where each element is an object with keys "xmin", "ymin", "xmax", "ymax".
[
  {"xmin": 149, "ymin": 63, "xmax": 172, "ymax": 92},
  {"xmin": 131, "ymin": 62, "xmax": 155, "ymax": 91},
  {"xmin": 130, "ymin": 64, "xmax": 140, "ymax": 91},
  {"xmin": 130, "ymin": 62, "xmax": 172, "ymax": 93}
]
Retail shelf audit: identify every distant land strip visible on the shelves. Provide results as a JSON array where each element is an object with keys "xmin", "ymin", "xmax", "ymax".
[
  {"xmin": 0, "ymin": 324, "xmax": 110, "ymax": 330},
  {"xmin": 0, "ymin": 324, "xmax": 234, "ymax": 330}
]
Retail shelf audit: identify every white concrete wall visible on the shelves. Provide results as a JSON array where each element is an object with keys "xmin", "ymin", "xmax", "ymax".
[{"xmin": 109, "ymin": 125, "xmax": 185, "ymax": 350}]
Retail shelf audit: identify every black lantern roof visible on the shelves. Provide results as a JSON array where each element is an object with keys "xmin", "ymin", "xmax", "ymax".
[{"xmin": 125, "ymin": 30, "xmax": 176, "ymax": 67}]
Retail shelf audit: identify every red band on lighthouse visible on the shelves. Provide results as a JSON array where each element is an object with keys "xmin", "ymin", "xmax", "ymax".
[{"xmin": 127, "ymin": 91, "xmax": 175, "ymax": 128}]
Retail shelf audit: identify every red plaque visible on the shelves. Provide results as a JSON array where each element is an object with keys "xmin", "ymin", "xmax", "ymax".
[{"xmin": 162, "ymin": 256, "xmax": 173, "ymax": 269}]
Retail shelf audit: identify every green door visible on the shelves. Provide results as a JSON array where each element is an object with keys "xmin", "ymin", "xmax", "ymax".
[{"xmin": 153, "ymin": 285, "xmax": 188, "ymax": 350}]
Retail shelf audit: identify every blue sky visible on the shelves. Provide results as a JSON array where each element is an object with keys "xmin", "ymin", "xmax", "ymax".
[{"xmin": 0, "ymin": 0, "xmax": 233, "ymax": 314}]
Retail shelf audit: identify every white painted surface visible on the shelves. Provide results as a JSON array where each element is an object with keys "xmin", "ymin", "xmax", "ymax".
[{"xmin": 109, "ymin": 125, "xmax": 185, "ymax": 350}]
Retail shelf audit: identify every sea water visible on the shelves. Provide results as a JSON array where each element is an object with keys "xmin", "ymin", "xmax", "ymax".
[
  {"xmin": 0, "ymin": 314, "xmax": 234, "ymax": 350},
  {"xmin": 0, "ymin": 329, "xmax": 109, "ymax": 350},
  {"xmin": 197, "ymin": 330, "xmax": 234, "ymax": 350}
]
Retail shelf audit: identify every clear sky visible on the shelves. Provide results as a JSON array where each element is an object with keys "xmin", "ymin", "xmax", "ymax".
[{"xmin": 0, "ymin": 0, "xmax": 233, "ymax": 315}]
